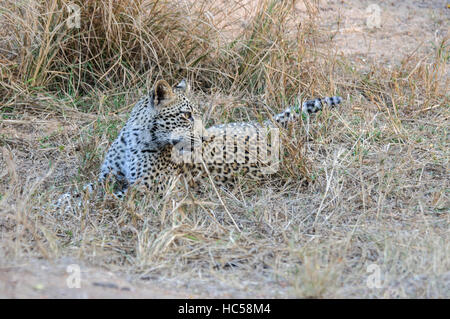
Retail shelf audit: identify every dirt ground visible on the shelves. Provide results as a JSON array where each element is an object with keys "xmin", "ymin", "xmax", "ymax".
[
  {"xmin": 0, "ymin": 259, "xmax": 200, "ymax": 298},
  {"xmin": 0, "ymin": 0, "xmax": 448, "ymax": 299}
]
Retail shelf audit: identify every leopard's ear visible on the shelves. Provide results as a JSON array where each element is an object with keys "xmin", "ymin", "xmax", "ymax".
[
  {"xmin": 174, "ymin": 79, "xmax": 189, "ymax": 93},
  {"xmin": 153, "ymin": 80, "xmax": 174, "ymax": 107}
]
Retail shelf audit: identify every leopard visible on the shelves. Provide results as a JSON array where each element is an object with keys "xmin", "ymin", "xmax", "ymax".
[{"xmin": 97, "ymin": 79, "xmax": 342, "ymax": 198}]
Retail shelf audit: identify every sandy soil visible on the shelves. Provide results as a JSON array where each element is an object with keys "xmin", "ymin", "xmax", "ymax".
[
  {"xmin": 322, "ymin": 0, "xmax": 448, "ymax": 64},
  {"xmin": 0, "ymin": 258, "xmax": 201, "ymax": 298},
  {"xmin": 0, "ymin": 0, "xmax": 448, "ymax": 299}
]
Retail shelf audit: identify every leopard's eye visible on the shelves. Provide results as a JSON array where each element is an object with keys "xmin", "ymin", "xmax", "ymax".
[{"xmin": 182, "ymin": 111, "xmax": 192, "ymax": 120}]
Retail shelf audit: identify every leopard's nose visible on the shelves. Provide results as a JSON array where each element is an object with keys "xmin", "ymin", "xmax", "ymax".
[{"xmin": 169, "ymin": 138, "xmax": 182, "ymax": 145}]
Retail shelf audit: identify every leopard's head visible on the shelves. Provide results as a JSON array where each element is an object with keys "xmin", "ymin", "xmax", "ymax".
[{"xmin": 150, "ymin": 79, "xmax": 201, "ymax": 149}]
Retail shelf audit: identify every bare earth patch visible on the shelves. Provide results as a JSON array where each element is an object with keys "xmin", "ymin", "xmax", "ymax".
[{"xmin": 0, "ymin": 259, "xmax": 201, "ymax": 298}]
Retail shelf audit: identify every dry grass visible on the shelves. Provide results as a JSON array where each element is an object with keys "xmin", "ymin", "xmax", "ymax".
[{"xmin": 0, "ymin": 0, "xmax": 449, "ymax": 298}]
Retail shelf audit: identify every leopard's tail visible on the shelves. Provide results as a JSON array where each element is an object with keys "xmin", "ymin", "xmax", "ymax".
[
  {"xmin": 272, "ymin": 96, "xmax": 342, "ymax": 127},
  {"xmin": 301, "ymin": 96, "xmax": 342, "ymax": 114}
]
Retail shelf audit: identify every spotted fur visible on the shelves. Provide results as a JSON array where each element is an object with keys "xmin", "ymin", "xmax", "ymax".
[{"xmin": 98, "ymin": 79, "xmax": 342, "ymax": 197}]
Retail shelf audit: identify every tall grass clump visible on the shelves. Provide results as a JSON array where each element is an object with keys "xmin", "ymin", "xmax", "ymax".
[
  {"xmin": 0, "ymin": 0, "xmax": 216, "ymax": 95},
  {"xmin": 0, "ymin": 0, "xmax": 336, "ymax": 109}
]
